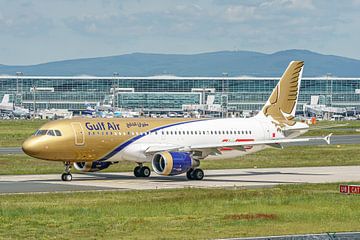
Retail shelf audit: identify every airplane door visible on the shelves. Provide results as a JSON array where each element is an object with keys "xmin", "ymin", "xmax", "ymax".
[{"xmin": 71, "ymin": 122, "xmax": 85, "ymax": 146}]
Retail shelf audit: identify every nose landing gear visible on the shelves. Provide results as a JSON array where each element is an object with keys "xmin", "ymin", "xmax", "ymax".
[
  {"xmin": 61, "ymin": 162, "xmax": 73, "ymax": 181},
  {"xmin": 134, "ymin": 164, "xmax": 151, "ymax": 178}
]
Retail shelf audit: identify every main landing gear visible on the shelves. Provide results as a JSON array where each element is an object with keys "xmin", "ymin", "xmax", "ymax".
[
  {"xmin": 61, "ymin": 161, "xmax": 73, "ymax": 181},
  {"xmin": 134, "ymin": 164, "xmax": 151, "ymax": 178},
  {"xmin": 186, "ymin": 168, "xmax": 204, "ymax": 180}
]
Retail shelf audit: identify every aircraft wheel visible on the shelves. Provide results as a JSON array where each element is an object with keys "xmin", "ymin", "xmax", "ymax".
[
  {"xmin": 186, "ymin": 168, "xmax": 194, "ymax": 180},
  {"xmin": 134, "ymin": 166, "xmax": 141, "ymax": 177},
  {"xmin": 192, "ymin": 169, "xmax": 204, "ymax": 180},
  {"xmin": 140, "ymin": 166, "xmax": 151, "ymax": 177},
  {"xmin": 61, "ymin": 173, "xmax": 72, "ymax": 181}
]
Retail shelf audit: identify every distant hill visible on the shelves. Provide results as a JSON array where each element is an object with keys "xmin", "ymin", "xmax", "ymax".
[{"xmin": 0, "ymin": 49, "xmax": 360, "ymax": 77}]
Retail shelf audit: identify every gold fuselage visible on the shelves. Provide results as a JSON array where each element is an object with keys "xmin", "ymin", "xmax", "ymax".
[{"xmin": 22, "ymin": 117, "xmax": 194, "ymax": 162}]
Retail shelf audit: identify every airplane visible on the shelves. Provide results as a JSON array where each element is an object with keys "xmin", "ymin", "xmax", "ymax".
[
  {"xmin": 22, "ymin": 61, "xmax": 332, "ymax": 181},
  {"xmin": 0, "ymin": 94, "xmax": 30, "ymax": 117},
  {"xmin": 0, "ymin": 94, "xmax": 14, "ymax": 112}
]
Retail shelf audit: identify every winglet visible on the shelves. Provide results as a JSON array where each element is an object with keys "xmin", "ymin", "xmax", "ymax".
[{"xmin": 324, "ymin": 133, "xmax": 332, "ymax": 145}]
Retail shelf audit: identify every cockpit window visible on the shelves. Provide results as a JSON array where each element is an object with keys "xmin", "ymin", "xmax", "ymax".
[
  {"xmin": 47, "ymin": 130, "xmax": 55, "ymax": 136},
  {"xmin": 54, "ymin": 130, "xmax": 62, "ymax": 136},
  {"xmin": 35, "ymin": 130, "xmax": 47, "ymax": 136},
  {"xmin": 34, "ymin": 129, "xmax": 62, "ymax": 136}
]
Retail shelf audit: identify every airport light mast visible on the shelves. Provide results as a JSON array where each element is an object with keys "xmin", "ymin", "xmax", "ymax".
[
  {"xmin": 327, "ymin": 73, "xmax": 333, "ymax": 107},
  {"xmin": 221, "ymin": 72, "xmax": 229, "ymax": 118},
  {"xmin": 32, "ymin": 80, "xmax": 36, "ymax": 119},
  {"xmin": 15, "ymin": 72, "xmax": 23, "ymax": 107},
  {"xmin": 112, "ymin": 72, "xmax": 119, "ymax": 109}
]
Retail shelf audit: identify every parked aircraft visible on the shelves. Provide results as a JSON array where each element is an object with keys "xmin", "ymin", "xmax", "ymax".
[
  {"xmin": 0, "ymin": 94, "xmax": 30, "ymax": 117},
  {"xmin": 22, "ymin": 61, "xmax": 331, "ymax": 181}
]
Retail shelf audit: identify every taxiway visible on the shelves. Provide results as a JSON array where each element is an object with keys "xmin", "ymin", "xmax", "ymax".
[{"xmin": 1, "ymin": 166, "xmax": 360, "ymax": 194}]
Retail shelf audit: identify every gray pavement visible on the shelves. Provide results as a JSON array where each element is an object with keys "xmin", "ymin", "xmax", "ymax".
[
  {"xmin": 0, "ymin": 147, "xmax": 23, "ymax": 154},
  {"xmin": 1, "ymin": 166, "xmax": 360, "ymax": 194},
  {"xmin": 0, "ymin": 134, "xmax": 359, "ymax": 155},
  {"xmin": 286, "ymin": 134, "xmax": 360, "ymax": 146}
]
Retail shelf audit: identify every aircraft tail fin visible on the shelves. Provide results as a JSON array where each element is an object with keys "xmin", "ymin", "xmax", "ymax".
[
  {"xmin": 259, "ymin": 61, "xmax": 304, "ymax": 126},
  {"xmin": 1, "ymin": 94, "xmax": 10, "ymax": 105}
]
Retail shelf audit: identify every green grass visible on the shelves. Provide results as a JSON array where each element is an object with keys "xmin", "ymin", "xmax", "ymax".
[
  {"xmin": 1, "ymin": 143, "xmax": 359, "ymax": 175},
  {"xmin": 0, "ymin": 120, "xmax": 47, "ymax": 147},
  {"xmin": 1, "ymin": 183, "xmax": 360, "ymax": 239},
  {"xmin": 305, "ymin": 120, "xmax": 360, "ymax": 136}
]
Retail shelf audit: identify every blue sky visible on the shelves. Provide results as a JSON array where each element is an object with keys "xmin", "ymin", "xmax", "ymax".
[{"xmin": 0, "ymin": 0, "xmax": 359, "ymax": 65}]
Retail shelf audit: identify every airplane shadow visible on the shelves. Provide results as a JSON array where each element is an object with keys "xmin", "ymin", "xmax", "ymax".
[
  {"xmin": 25, "ymin": 170, "xmax": 327, "ymax": 185},
  {"xmin": 205, "ymin": 171, "xmax": 330, "ymax": 178}
]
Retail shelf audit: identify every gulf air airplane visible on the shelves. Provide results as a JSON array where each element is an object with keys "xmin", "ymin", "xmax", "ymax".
[{"xmin": 22, "ymin": 61, "xmax": 331, "ymax": 181}]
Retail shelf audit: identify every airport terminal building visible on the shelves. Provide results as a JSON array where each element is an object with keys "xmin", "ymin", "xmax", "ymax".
[{"xmin": 1, "ymin": 75, "xmax": 360, "ymax": 114}]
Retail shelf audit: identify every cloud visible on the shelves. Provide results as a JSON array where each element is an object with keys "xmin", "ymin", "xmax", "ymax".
[
  {"xmin": 0, "ymin": 0, "xmax": 359, "ymax": 64},
  {"xmin": 223, "ymin": 5, "xmax": 258, "ymax": 22},
  {"xmin": 260, "ymin": 0, "xmax": 315, "ymax": 10}
]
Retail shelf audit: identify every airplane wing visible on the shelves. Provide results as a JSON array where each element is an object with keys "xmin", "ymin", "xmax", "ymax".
[{"xmin": 144, "ymin": 134, "xmax": 332, "ymax": 154}]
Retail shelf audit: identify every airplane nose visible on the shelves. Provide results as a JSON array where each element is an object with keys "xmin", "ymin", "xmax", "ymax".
[{"xmin": 22, "ymin": 139, "xmax": 41, "ymax": 157}]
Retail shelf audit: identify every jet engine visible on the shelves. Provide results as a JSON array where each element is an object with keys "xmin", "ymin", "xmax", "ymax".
[
  {"xmin": 73, "ymin": 161, "xmax": 112, "ymax": 172},
  {"xmin": 152, "ymin": 151, "xmax": 194, "ymax": 176}
]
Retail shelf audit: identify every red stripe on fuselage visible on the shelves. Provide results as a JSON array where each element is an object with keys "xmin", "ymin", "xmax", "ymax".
[{"xmin": 220, "ymin": 139, "xmax": 255, "ymax": 151}]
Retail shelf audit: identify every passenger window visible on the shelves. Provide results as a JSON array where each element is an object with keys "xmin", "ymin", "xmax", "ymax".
[{"xmin": 203, "ymin": 131, "xmax": 205, "ymax": 134}]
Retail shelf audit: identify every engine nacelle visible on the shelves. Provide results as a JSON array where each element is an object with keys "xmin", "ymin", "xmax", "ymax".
[
  {"xmin": 152, "ymin": 151, "xmax": 193, "ymax": 176},
  {"xmin": 73, "ymin": 161, "xmax": 112, "ymax": 172}
]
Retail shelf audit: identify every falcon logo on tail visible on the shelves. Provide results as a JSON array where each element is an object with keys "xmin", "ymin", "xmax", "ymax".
[{"xmin": 262, "ymin": 61, "xmax": 304, "ymax": 127}]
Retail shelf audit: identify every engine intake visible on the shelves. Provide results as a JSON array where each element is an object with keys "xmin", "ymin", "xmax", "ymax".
[
  {"xmin": 152, "ymin": 151, "xmax": 193, "ymax": 176},
  {"xmin": 74, "ymin": 161, "xmax": 112, "ymax": 172}
]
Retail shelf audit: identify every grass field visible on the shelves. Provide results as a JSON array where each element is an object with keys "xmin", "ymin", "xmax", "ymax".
[
  {"xmin": 0, "ymin": 119, "xmax": 360, "ymax": 147},
  {"xmin": 0, "ymin": 120, "xmax": 47, "ymax": 147},
  {"xmin": 1, "ymin": 183, "xmax": 360, "ymax": 239}
]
